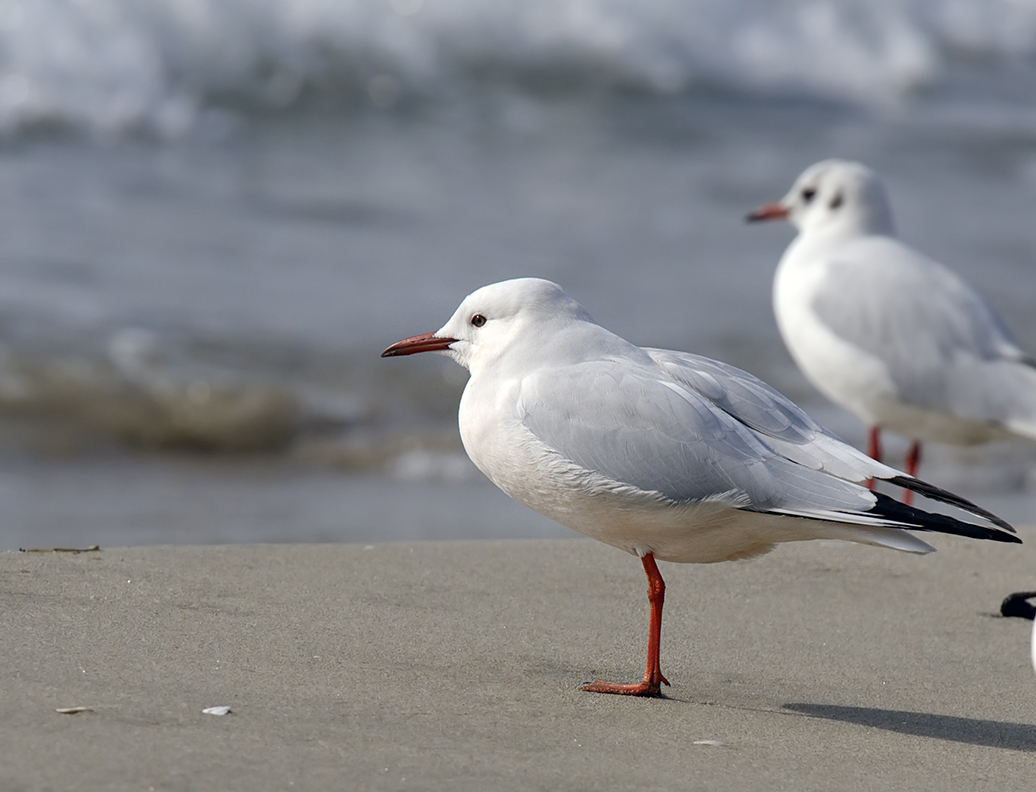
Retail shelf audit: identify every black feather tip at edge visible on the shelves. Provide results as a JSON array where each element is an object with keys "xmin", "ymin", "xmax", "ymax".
[
  {"xmin": 869, "ymin": 490, "xmax": 1020, "ymax": 545},
  {"xmin": 1000, "ymin": 592, "xmax": 1036, "ymax": 620},
  {"xmin": 885, "ymin": 475, "xmax": 1018, "ymax": 537}
]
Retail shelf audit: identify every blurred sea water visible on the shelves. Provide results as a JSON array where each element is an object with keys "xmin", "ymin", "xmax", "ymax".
[{"xmin": 2, "ymin": 0, "xmax": 1036, "ymax": 548}]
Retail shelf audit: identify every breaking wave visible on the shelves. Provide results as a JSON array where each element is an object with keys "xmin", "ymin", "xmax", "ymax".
[
  {"xmin": 2, "ymin": 0, "xmax": 1036, "ymax": 137},
  {"xmin": 0, "ymin": 328, "xmax": 468, "ymax": 480}
]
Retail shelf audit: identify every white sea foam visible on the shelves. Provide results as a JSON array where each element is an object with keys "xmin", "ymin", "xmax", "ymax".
[{"xmin": 2, "ymin": 0, "xmax": 1036, "ymax": 137}]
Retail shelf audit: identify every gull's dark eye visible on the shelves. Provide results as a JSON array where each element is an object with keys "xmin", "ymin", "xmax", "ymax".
[
  {"xmin": 829, "ymin": 192, "xmax": 843, "ymax": 210},
  {"xmin": 471, "ymin": 314, "xmax": 486, "ymax": 327},
  {"xmin": 801, "ymin": 187, "xmax": 816, "ymax": 203}
]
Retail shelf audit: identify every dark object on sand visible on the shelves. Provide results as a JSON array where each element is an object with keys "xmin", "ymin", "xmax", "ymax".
[{"xmin": 1000, "ymin": 591, "xmax": 1036, "ymax": 620}]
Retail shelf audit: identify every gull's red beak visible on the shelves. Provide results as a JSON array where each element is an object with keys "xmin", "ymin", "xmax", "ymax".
[
  {"xmin": 381, "ymin": 332, "xmax": 457, "ymax": 357},
  {"xmin": 745, "ymin": 202, "xmax": 789, "ymax": 222}
]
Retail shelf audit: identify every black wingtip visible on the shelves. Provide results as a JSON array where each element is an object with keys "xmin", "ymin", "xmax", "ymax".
[
  {"xmin": 886, "ymin": 475, "xmax": 1017, "ymax": 534},
  {"xmin": 871, "ymin": 490, "xmax": 1021, "ymax": 544}
]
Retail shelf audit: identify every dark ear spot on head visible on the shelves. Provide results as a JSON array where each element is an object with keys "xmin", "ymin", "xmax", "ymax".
[{"xmin": 829, "ymin": 192, "xmax": 844, "ymax": 210}]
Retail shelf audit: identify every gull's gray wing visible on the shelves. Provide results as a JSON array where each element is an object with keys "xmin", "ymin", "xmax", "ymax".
[
  {"xmin": 643, "ymin": 349, "xmax": 892, "ymax": 483},
  {"xmin": 812, "ymin": 236, "xmax": 1036, "ymax": 422},
  {"xmin": 516, "ymin": 356, "xmax": 877, "ymax": 518}
]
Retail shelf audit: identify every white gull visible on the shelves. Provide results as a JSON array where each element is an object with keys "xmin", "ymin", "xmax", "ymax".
[
  {"xmin": 383, "ymin": 277, "xmax": 1019, "ymax": 696},
  {"xmin": 748, "ymin": 159, "xmax": 1036, "ymax": 502}
]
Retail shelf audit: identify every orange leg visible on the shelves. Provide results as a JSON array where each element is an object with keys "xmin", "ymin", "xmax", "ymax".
[
  {"xmin": 581, "ymin": 553, "xmax": 670, "ymax": 697},
  {"xmin": 902, "ymin": 441, "xmax": 922, "ymax": 506},
  {"xmin": 865, "ymin": 426, "xmax": 882, "ymax": 490}
]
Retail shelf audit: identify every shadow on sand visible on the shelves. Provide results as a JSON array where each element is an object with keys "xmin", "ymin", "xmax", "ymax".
[{"xmin": 782, "ymin": 703, "xmax": 1036, "ymax": 752}]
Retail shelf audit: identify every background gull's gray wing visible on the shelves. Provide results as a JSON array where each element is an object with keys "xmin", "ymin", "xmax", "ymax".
[
  {"xmin": 811, "ymin": 237, "xmax": 1036, "ymax": 431},
  {"xmin": 516, "ymin": 357, "xmax": 879, "ymax": 521}
]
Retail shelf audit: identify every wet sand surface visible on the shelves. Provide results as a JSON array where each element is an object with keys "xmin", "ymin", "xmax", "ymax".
[{"xmin": 2, "ymin": 536, "xmax": 1034, "ymax": 791}]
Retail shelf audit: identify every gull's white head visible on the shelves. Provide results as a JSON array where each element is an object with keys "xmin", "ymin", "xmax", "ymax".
[
  {"xmin": 748, "ymin": 159, "xmax": 895, "ymax": 238},
  {"xmin": 381, "ymin": 277, "xmax": 593, "ymax": 374}
]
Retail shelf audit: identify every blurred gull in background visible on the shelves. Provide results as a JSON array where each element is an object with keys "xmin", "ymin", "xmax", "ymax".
[{"xmin": 748, "ymin": 160, "xmax": 1036, "ymax": 504}]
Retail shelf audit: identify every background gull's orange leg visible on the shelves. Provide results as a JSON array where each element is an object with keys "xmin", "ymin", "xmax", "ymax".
[
  {"xmin": 903, "ymin": 441, "xmax": 922, "ymax": 506},
  {"xmin": 865, "ymin": 426, "xmax": 882, "ymax": 490}
]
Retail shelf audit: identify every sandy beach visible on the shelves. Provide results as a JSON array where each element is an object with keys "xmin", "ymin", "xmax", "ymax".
[{"xmin": 2, "ymin": 534, "xmax": 1034, "ymax": 791}]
